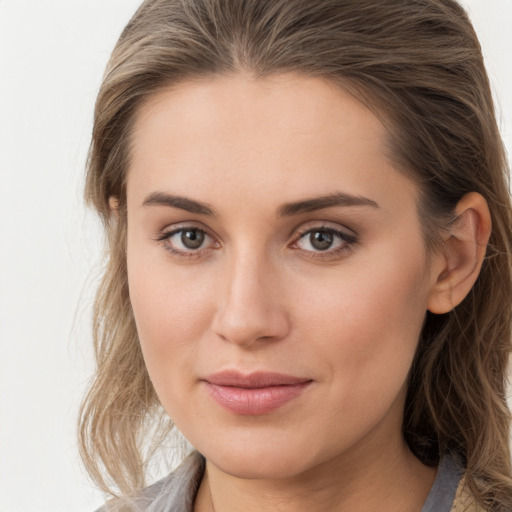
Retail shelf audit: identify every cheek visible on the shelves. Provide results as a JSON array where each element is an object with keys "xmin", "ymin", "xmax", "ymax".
[
  {"xmin": 127, "ymin": 241, "xmax": 215, "ymax": 386},
  {"xmin": 295, "ymin": 245, "xmax": 430, "ymax": 392}
]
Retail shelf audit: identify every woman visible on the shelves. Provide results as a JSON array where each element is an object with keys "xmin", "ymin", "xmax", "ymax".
[{"xmin": 79, "ymin": 0, "xmax": 512, "ymax": 510}]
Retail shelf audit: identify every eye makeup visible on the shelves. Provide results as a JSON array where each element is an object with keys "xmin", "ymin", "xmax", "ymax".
[{"xmin": 154, "ymin": 220, "xmax": 358, "ymax": 262}]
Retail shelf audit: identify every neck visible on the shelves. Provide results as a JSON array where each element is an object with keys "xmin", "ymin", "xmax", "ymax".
[{"xmin": 194, "ymin": 432, "xmax": 436, "ymax": 512}]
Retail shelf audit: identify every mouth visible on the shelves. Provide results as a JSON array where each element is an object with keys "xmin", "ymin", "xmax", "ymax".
[{"xmin": 202, "ymin": 371, "xmax": 313, "ymax": 415}]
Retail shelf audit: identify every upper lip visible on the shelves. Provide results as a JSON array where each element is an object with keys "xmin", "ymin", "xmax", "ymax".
[{"xmin": 203, "ymin": 371, "xmax": 312, "ymax": 388}]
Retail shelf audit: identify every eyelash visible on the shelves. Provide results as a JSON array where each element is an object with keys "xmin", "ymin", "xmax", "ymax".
[
  {"xmin": 155, "ymin": 224, "xmax": 357, "ymax": 260},
  {"xmin": 291, "ymin": 225, "xmax": 357, "ymax": 259},
  {"xmin": 155, "ymin": 226, "xmax": 217, "ymax": 259}
]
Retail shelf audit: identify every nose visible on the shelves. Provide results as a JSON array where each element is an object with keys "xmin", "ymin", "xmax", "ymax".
[{"xmin": 211, "ymin": 251, "xmax": 291, "ymax": 348}]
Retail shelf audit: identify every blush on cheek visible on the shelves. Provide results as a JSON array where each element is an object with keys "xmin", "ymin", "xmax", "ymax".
[{"xmin": 328, "ymin": 269, "xmax": 427, "ymax": 385}]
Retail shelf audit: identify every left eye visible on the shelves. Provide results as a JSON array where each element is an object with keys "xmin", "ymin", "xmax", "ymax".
[{"xmin": 295, "ymin": 228, "xmax": 354, "ymax": 252}]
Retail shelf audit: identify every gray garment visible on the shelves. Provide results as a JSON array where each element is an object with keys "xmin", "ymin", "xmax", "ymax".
[
  {"xmin": 96, "ymin": 453, "xmax": 204, "ymax": 512},
  {"xmin": 97, "ymin": 451, "xmax": 463, "ymax": 512},
  {"xmin": 421, "ymin": 455, "xmax": 464, "ymax": 512}
]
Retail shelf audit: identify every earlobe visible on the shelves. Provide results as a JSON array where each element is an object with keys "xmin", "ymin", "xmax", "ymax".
[{"xmin": 427, "ymin": 192, "xmax": 491, "ymax": 314}]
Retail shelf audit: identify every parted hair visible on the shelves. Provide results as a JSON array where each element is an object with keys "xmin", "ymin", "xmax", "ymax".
[{"xmin": 79, "ymin": 0, "xmax": 512, "ymax": 509}]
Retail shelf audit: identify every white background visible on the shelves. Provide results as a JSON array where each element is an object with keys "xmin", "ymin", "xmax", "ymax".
[{"xmin": 0, "ymin": 1, "xmax": 511, "ymax": 511}]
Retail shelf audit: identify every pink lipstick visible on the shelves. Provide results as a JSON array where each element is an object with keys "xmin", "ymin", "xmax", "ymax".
[{"xmin": 203, "ymin": 371, "xmax": 312, "ymax": 415}]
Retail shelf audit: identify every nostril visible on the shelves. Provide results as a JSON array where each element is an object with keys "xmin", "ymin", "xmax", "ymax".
[{"xmin": 212, "ymin": 303, "xmax": 290, "ymax": 347}]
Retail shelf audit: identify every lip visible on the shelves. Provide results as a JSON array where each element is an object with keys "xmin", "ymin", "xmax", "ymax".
[{"xmin": 202, "ymin": 371, "xmax": 313, "ymax": 415}]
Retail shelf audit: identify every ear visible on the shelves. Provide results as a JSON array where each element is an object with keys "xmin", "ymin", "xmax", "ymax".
[
  {"xmin": 427, "ymin": 192, "xmax": 491, "ymax": 314},
  {"xmin": 109, "ymin": 196, "xmax": 119, "ymax": 217}
]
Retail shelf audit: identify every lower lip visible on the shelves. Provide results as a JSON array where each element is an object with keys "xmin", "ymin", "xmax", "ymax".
[{"xmin": 205, "ymin": 382, "xmax": 311, "ymax": 415}]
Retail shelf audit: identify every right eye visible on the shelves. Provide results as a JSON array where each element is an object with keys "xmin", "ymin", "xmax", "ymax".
[{"xmin": 157, "ymin": 227, "xmax": 217, "ymax": 257}]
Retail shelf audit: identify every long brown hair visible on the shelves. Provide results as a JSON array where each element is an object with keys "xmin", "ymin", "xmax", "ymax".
[{"xmin": 79, "ymin": 0, "xmax": 512, "ymax": 509}]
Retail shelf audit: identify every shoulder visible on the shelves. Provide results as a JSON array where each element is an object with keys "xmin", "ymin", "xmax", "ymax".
[{"xmin": 95, "ymin": 451, "xmax": 205, "ymax": 512}]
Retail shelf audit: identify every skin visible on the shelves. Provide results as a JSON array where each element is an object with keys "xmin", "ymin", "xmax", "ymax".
[{"xmin": 124, "ymin": 73, "xmax": 489, "ymax": 512}]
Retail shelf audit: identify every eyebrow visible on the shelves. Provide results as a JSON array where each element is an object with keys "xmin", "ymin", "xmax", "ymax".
[
  {"xmin": 142, "ymin": 191, "xmax": 379, "ymax": 217},
  {"xmin": 142, "ymin": 192, "xmax": 216, "ymax": 216},
  {"xmin": 277, "ymin": 193, "xmax": 379, "ymax": 216}
]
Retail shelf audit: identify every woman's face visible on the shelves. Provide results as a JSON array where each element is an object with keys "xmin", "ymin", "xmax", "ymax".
[{"xmin": 126, "ymin": 74, "xmax": 443, "ymax": 479}]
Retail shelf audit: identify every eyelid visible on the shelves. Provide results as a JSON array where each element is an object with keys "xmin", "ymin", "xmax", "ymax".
[
  {"xmin": 156, "ymin": 220, "xmax": 218, "ymax": 240},
  {"xmin": 292, "ymin": 220, "xmax": 356, "ymax": 238}
]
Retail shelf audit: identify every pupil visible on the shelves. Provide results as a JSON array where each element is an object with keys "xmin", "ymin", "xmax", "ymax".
[
  {"xmin": 181, "ymin": 229, "xmax": 204, "ymax": 249},
  {"xmin": 311, "ymin": 230, "xmax": 333, "ymax": 251}
]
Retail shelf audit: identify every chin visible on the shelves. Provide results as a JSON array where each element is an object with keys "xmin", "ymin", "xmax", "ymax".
[
  {"xmin": 211, "ymin": 449, "xmax": 310, "ymax": 480},
  {"xmin": 194, "ymin": 429, "xmax": 331, "ymax": 480}
]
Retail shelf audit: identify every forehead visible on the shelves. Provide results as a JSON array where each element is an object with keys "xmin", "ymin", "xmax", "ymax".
[
  {"xmin": 133, "ymin": 73, "xmax": 379, "ymax": 131},
  {"xmin": 127, "ymin": 73, "xmax": 417, "ymax": 213}
]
